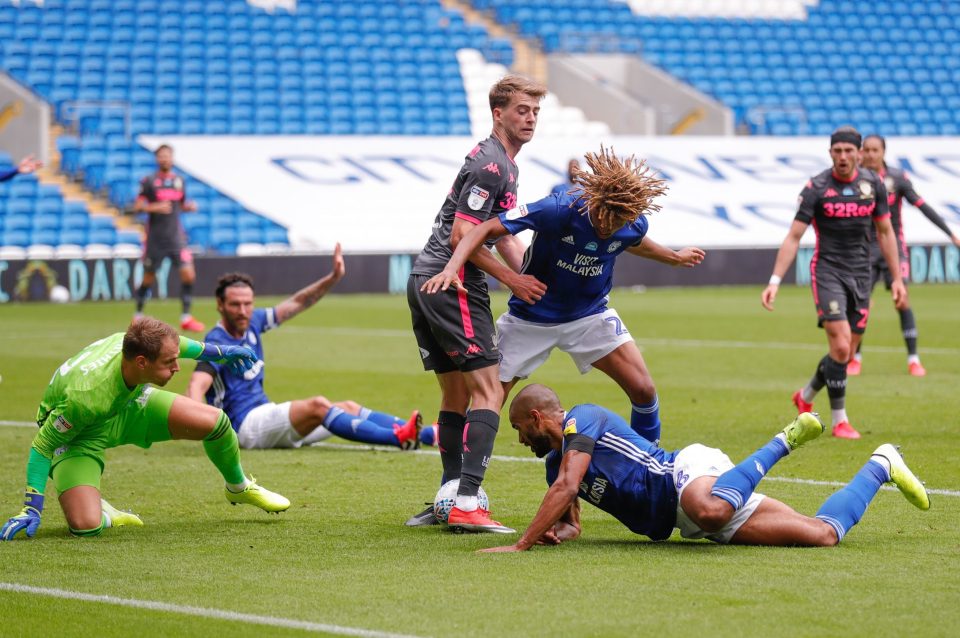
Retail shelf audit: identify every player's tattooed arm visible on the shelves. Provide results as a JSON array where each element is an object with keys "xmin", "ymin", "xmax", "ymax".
[{"xmin": 276, "ymin": 242, "xmax": 345, "ymax": 322}]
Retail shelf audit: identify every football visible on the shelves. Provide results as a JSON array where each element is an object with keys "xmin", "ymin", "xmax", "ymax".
[
  {"xmin": 433, "ymin": 479, "xmax": 489, "ymax": 523},
  {"xmin": 49, "ymin": 285, "xmax": 70, "ymax": 303}
]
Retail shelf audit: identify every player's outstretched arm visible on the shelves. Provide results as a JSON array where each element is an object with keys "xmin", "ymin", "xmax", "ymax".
[
  {"xmin": 627, "ymin": 237, "xmax": 705, "ymax": 267},
  {"xmin": 480, "ymin": 450, "xmax": 590, "ymax": 553},
  {"xmin": 875, "ymin": 217, "xmax": 909, "ymax": 309},
  {"xmin": 186, "ymin": 369, "xmax": 215, "ymax": 403},
  {"xmin": 762, "ymin": 219, "xmax": 808, "ymax": 311},
  {"xmin": 275, "ymin": 243, "xmax": 345, "ymax": 323},
  {"xmin": 179, "ymin": 336, "xmax": 256, "ymax": 375}
]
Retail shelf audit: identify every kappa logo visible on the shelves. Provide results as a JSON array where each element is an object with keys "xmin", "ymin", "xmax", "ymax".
[
  {"xmin": 561, "ymin": 235, "xmax": 575, "ymax": 245},
  {"xmin": 467, "ymin": 185, "xmax": 490, "ymax": 211},
  {"xmin": 466, "ymin": 343, "xmax": 483, "ymax": 355},
  {"xmin": 53, "ymin": 415, "xmax": 73, "ymax": 433},
  {"xmin": 585, "ymin": 241, "xmax": 598, "ymax": 252},
  {"xmin": 508, "ymin": 172, "xmax": 515, "ymax": 183},
  {"xmin": 482, "ymin": 162, "xmax": 501, "ymax": 176},
  {"xmin": 418, "ymin": 347, "xmax": 430, "ymax": 360},
  {"xmin": 607, "ymin": 240, "xmax": 622, "ymax": 253},
  {"xmin": 823, "ymin": 188, "xmax": 839, "ymax": 198}
]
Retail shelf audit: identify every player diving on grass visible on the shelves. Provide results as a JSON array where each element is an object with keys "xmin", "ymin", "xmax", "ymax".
[
  {"xmin": 0, "ymin": 317, "xmax": 290, "ymax": 541},
  {"xmin": 422, "ymin": 145, "xmax": 704, "ymax": 449},
  {"xmin": 480, "ymin": 384, "xmax": 929, "ymax": 552},
  {"xmin": 187, "ymin": 244, "xmax": 420, "ymax": 451}
]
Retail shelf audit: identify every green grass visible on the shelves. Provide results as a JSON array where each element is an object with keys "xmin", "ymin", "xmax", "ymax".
[{"xmin": 1, "ymin": 284, "xmax": 958, "ymax": 638}]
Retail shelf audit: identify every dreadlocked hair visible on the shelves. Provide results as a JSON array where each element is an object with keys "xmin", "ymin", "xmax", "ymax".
[{"xmin": 572, "ymin": 145, "xmax": 668, "ymax": 228}]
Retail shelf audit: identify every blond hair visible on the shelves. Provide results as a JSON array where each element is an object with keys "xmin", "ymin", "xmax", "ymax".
[
  {"xmin": 572, "ymin": 145, "xmax": 668, "ymax": 227},
  {"xmin": 123, "ymin": 316, "xmax": 178, "ymax": 361},
  {"xmin": 488, "ymin": 75, "xmax": 547, "ymax": 112}
]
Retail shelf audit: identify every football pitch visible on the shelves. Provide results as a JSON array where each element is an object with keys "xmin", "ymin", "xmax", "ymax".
[{"xmin": 1, "ymin": 284, "xmax": 958, "ymax": 637}]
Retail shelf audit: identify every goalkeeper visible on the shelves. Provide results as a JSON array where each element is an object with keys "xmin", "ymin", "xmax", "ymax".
[{"xmin": 1, "ymin": 317, "xmax": 290, "ymax": 541}]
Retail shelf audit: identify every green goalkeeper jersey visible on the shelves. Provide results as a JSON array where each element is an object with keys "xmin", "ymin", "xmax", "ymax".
[{"xmin": 33, "ymin": 332, "xmax": 146, "ymax": 459}]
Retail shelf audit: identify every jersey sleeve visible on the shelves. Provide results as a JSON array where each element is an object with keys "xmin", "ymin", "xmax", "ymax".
[
  {"xmin": 872, "ymin": 175, "xmax": 890, "ymax": 220},
  {"xmin": 453, "ymin": 163, "xmax": 508, "ymax": 225},
  {"xmin": 630, "ymin": 216, "xmax": 650, "ymax": 246},
  {"xmin": 137, "ymin": 176, "xmax": 154, "ymax": 203},
  {"xmin": 794, "ymin": 180, "xmax": 818, "ymax": 224},
  {"xmin": 251, "ymin": 307, "xmax": 280, "ymax": 333},
  {"xmin": 500, "ymin": 194, "xmax": 565, "ymax": 236},
  {"xmin": 30, "ymin": 402, "xmax": 89, "ymax": 459}
]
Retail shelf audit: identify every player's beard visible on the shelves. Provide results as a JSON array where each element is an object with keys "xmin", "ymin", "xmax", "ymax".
[{"xmin": 530, "ymin": 433, "xmax": 553, "ymax": 458}]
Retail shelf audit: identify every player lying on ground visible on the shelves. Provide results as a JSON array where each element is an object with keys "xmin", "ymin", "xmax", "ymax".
[
  {"xmin": 1, "ymin": 317, "xmax": 289, "ymax": 541},
  {"xmin": 187, "ymin": 244, "xmax": 420, "ymax": 450},
  {"xmin": 481, "ymin": 384, "xmax": 929, "ymax": 552}
]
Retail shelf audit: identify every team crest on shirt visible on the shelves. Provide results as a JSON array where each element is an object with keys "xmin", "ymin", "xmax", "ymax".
[
  {"xmin": 505, "ymin": 204, "xmax": 528, "ymax": 220},
  {"xmin": 563, "ymin": 418, "xmax": 577, "ymax": 436},
  {"xmin": 467, "ymin": 185, "xmax": 490, "ymax": 211},
  {"xmin": 858, "ymin": 181, "xmax": 873, "ymax": 199},
  {"xmin": 607, "ymin": 241, "xmax": 622, "ymax": 253},
  {"xmin": 53, "ymin": 415, "xmax": 73, "ymax": 433},
  {"xmin": 829, "ymin": 300, "xmax": 840, "ymax": 315}
]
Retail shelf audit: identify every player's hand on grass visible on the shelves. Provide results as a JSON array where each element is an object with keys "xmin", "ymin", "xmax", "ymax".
[
  {"xmin": 421, "ymin": 269, "xmax": 464, "ymax": 294},
  {"xmin": 676, "ymin": 247, "xmax": 706, "ymax": 267},
  {"xmin": 478, "ymin": 544, "xmax": 526, "ymax": 553},
  {"xmin": 761, "ymin": 284, "xmax": 778, "ymax": 311},
  {"xmin": 508, "ymin": 274, "xmax": 546, "ymax": 305},
  {"xmin": 1, "ymin": 491, "xmax": 44, "ymax": 541}
]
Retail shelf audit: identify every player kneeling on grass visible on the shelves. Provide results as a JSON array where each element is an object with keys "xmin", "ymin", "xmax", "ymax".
[
  {"xmin": 0, "ymin": 317, "xmax": 289, "ymax": 541},
  {"xmin": 481, "ymin": 384, "xmax": 929, "ymax": 552}
]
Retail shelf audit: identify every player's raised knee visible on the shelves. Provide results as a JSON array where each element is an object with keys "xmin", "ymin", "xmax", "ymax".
[{"xmin": 309, "ymin": 396, "xmax": 333, "ymax": 418}]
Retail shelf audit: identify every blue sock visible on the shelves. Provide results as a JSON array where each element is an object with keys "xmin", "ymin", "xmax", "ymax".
[
  {"xmin": 630, "ymin": 395, "xmax": 661, "ymax": 444},
  {"xmin": 323, "ymin": 406, "xmax": 399, "ymax": 447},
  {"xmin": 358, "ymin": 406, "xmax": 403, "ymax": 428},
  {"xmin": 815, "ymin": 460, "xmax": 887, "ymax": 543},
  {"xmin": 710, "ymin": 437, "xmax": 790, "ymax": 510}
]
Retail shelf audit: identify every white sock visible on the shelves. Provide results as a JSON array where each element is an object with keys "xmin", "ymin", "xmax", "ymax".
[
  {"xmin": 831, "ymin": 408, "xmax": 848, "ymax": 426},
  {"xmin": 907, "ymin": 354, "xmax": 920, "ymax": 365},
  {"xmin": 870, "ymin": 454, "xmax": 892, "ymax": 480},
  {"xmin": 181, "ymin": 313, "xmax": 191, "ymax": 322},
  {"xmin": 455, "ymin": 495, "xmax": 479, "ymax": 512},
  {"xmin": 801, "ymin": 386, "xmax": 817, "ymax": 404},
  {"xmin": 853, "ymin": 352, "xmax": 862, "ymax": 362},
  {"xmin": 226, "ymin": 478, "xmax": 251, "ymax": 493}
]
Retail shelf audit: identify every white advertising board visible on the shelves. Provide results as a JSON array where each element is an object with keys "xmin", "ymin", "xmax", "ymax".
[{"xmin": 139, "ymin": 135, "xmax": 960, "ymax": 253}]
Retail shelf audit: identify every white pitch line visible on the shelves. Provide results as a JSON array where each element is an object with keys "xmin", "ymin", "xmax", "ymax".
[
  {"xmin": 2, "ymin": 421, "xmax": 957, "ymax": 497},
  {"xmin": 0, "ymin": 583, "xmax": 425, "ymax": 638}
]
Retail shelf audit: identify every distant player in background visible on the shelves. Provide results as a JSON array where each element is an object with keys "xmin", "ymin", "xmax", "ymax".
[
  {"xmin": 0, "ymin": 317, "xmax": 289, "ymax": 541},
  {"xmin": 187, "ymin": 245, "xmax": 420, "ymax": 451},
  {"xmin": 133, "ymin": 144, "xmax": 204, "ymax": 332},
  {"xmin": 848, "ymin": 134, "xmax": 960, "ymax": 377},
  {"xmin": 405, "ymin": 75, "xmax": 548, "ymax": 532},
  {"xmin": 0, "ymin": 154, "xmax": 42, "ymax": 182},
  {"xmin": 762, "ymin": 126, "xmax": 907, "ymax": 440},
  {"xmin": 479, "ymin": 384, "xmax": 928, "ymax": 552},
  {"xmin": 423, "ymin": 145, "xmax": 704, "ymax": 450},
  {"xmin": 548, "ymin": 158, "xmax": 580, "ymax": 197}
]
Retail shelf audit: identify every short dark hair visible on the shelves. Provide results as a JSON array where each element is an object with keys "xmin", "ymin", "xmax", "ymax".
[
  {"xmin": 216, "ymin": 272, "xmax": 255, "ymax": 301},
  {"xmin": 155, "ymin": 144, "xmax": 173, "ymax": 155},
  {"xmin": 864, "ymin": 134, "xmax": 886, "ymax": 150},
  {"xmin": 488, "ymin": 75, "xmax": 547, "ymax": 112},
  {"xmin": 123, "ymin": 317, "xmax": 178, "ymax": 361}
]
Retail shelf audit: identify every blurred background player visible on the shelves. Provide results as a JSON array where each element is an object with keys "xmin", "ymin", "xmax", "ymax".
[
  {"xmin": 481, "ymin": 384, "xmax": 929, "ymax": 552},
  {"xmin": 0, "ymin": 317, "xmax": 288, "ymax": 541},
  {"xmin": 548, "ymin": 158, "xmax": 580, "ymax": 197},
  {"xmin": 762, "ymin": 126, "xmax": 906, "ymax": 440},
  {"xmin": 132, "ymin": 144, "xmax": 204, "ymax": 332},
  {"xmin": 187, "ymin": 246, "xmax": 420, "ymax": 451},
  {"xmin": 423, "ymin": 146, "xmax": 704, "ymax": 449},
  {"xmin": 405, "ymin": 75, "xmax": 548, "ymax": 532},
  {"xmin": 0, "ymin": 154, "xmax": 42, "ymax": 182},
  {"xmin": 849, "ymin": 134, "xmax": 960, "ymax": 377}
]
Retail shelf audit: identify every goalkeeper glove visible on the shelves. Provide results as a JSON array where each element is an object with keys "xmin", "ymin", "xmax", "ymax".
[
  {"xmin": 198, "ymin": 343, "xmax": 257, "ymax": 375},
  {"xmin": 0, "ymin": 489, "xmax": 44, "ymax": 541}
]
